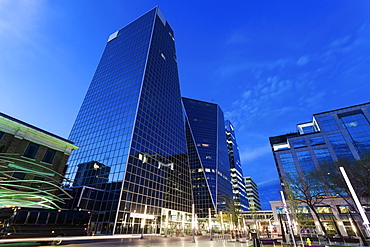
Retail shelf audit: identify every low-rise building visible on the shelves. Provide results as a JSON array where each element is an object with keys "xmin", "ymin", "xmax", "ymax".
[{"xmin": 0, "ymin": 112, "xmax": 78, "ymax": 208}]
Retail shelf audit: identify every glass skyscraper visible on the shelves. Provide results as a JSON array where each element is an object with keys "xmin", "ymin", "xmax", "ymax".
[
  {"xmin": 225, "ymin": 120, "xmax": 249, "ymax": 211},
  {"xmin": 64, "ymin": 7, "xmax": 193, "ymax": 235},
  {"xmin": 182, "ymin": 97, "xmax": 232, "ymax": 218}
]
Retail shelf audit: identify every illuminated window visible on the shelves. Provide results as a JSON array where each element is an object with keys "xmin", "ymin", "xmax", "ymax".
[
  {"xmin": 337, "ymin": 205, "xmax": 350, "ymax": 214},
  {"xmin": 205, "ymin": 168, "xmax": 211, "ymax": 172},
  {"xmin": 139, "ymin": 153, "xmax": 148, "ymax": 163},
  {"xmin": 315, "ymin": 206, "xmax": 332, "ymax": 213},
  {"xmin": 168, "ymin": 32, "xmax": 175, "ymax": 41},
  {"xmin": 202, "ymin": 144, "xmax": 209, "ymax": 147}
]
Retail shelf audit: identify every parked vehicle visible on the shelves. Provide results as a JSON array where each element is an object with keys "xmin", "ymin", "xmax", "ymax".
[{"xmin": 0, "ymin": 207, "xmax": 90, "ymax": 245}]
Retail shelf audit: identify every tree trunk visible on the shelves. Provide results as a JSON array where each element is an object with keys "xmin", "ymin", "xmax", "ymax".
[{"xmin": 309, "ymin": 205, "xmax": 329, "ymax": 242}]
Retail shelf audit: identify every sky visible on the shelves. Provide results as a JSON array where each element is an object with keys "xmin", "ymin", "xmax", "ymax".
[{"xmin": 2, "ymin": 0, "xmax": 370, "ymax": 210}]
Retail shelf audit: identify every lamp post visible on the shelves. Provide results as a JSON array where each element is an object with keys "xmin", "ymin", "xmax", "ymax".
[
  {"xmin": 140, "ymin": 205, "xmax": 147, "ymax": 239},
  {"xmin": 220, "ymin": 211, "xmax": 224, "ymax": 237},
  {"xmin": 339, "ymin": 167, "xmax": 370, "ymax": 236},
  {"xmin": 280, "ymin": 191, "xmax": 297, "ymax": 247},
  {"xmin": 164, "ymin": 209, "xmax": 169, "ymax": 238},
  {"xmin": 192, "ymin": 204, "xmax": 195, "ymax": 243},
  {"xmin": 209, "ymin": 208, "xmax": 213, "ymax": 241}
]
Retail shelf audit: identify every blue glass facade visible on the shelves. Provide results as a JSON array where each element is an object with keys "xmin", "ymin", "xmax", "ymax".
[
  {"xmin": 225, "ymin": 120, "xmax": 249, "ymax": 211},
  {"xmin": 182, "ymin": 97, "xmax": 232, "ymax": 217},
  {"xmin": 64, "ymin": 8, "xmax": 193, "ymax": 234},
  {"xmin": 270, "ymin": 102, "xmax": 370, "ymax": 197}
]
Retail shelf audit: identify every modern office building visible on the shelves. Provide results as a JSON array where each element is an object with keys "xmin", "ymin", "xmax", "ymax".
[
  {"xmin": 182, "ymin": 97, "xmax": 232, "ymax": 218},
  {"xmin": 269, "ymin": 102, "xmax": 370, "ymax": 236},
  {"xmin": 64, "ymin": 7, "xmax": 193, "ymax": 235},
  {"xmin": 0, "ymin": 112, "xmax": 78, "ymax": 209},
  {"xmin": 225, "ymin": 120, "xmax": 249, "ymax": 211},
  {"xmin": 243, "ymin": 177, "xmax": 261, "ymax": 211}
]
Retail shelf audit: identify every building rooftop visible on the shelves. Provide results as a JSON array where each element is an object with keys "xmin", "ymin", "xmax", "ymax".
[{"xmin": 0, "ymin": 112, "xmax": 74, "ymax": 144}]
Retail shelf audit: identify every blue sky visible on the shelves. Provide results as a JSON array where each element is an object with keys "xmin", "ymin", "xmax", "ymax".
[{"xmin": 2, "ymin": 0, "xmax": 370, "ymax": 209}]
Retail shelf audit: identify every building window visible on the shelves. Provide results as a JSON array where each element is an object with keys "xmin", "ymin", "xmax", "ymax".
[
  {"xmin": 309, "ymin": 136, "xmax": 325, "ymax": 146},
  {"xmin": 42, "ymin": 148, "xmax": 57, "ymax": 164},
  {"xmin": 314, "ymin": 148, "xmax": 333, "ymax": 164},
  {"xmin": 319, "ymin": 116, "xmax": 338, "ymax": 131},
  {"xmin": 315, "ymin": 206, "xmax": 332, "ymax": 213},
  {"xmin": 337, "ymin": 205, "xmax": 350, "ymax": 214},
  {"xmin": 23, "ymin": 142, "xmax": 40, "ymax": 159},
  {"xmin": 291, "ymin": 139, "xmax": 307, "ymax": 148}
]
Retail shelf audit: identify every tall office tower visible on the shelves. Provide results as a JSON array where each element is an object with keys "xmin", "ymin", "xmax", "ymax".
[
  {"xmin": 225, "ymin": 120, "xmax": 249, "ymax": 211},
  {"xmin": 65, "ymin": 7, "xmax": 193, "ymax": 235},
  {"xmin": 270, "ymin": 102, "xmax": 370, "ymax": 194},
  {"xmin": 243, "ymin": 177, "xmax": 261, "ymax": 211},
  {"xmin": 182, "ymin": 97, "xmax": 232, "ymax": 218},
  {"xmin": 269, "ymin": 102, "xmax": 370, "ymax": 236}
]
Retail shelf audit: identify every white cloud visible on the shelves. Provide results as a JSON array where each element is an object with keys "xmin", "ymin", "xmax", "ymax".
[
  {"xmin": 297, "ymin": 56, "xmax": 309, "ymax": 66},
  {"xmin": 240, "ymin": 145, "xmax": 271, "ymax": 162},
  {"xmin": 257, "ymin": 177, "xmax": 280, "ymax": 188},
  {"xmin": 243, "ymin": 90, "xmax": 251, "ymax": 99}
]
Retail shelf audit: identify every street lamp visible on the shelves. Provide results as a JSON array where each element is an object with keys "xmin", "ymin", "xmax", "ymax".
[
  {"xmin": 209, "ymin": 208, "xmax": 213, "ymax": 241},
  {"xmin": 192, "ymin": 204, "xmax": 195, "ymax": 243},
  {"xmin": 339, "ymin": 167, "xmax": 370, "ymax": 236},
  {"xmin": 280, "ymin": 191, "xmax": 297, "ymax": 247},
  {"xmin": 140, "ymin": 205, "xmax": 147, "ymax": 239},
  {"xmin": 220, "ymin": 211, "xmax": 224, "ymax": 237}
]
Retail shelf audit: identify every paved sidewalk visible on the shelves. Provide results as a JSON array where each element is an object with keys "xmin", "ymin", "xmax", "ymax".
[{"xmin": 119, "ymin": 235, "xmax": 253, "ymax": 247}]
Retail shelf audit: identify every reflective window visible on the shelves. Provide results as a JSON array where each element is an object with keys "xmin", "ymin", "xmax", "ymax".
[
  {"xmin": 279, "ymin": 153, "xmax": 298, "ymax": 176},
  {"xmin": 340, "ymin": 113, "xmax": 370, "ymax": 154},
  {"xmin": 314, "ymin": 149, "xmax": 333, "ymax": 164},
  {"xmin": 309, "ymin": 136, "xmax": 325, "ymax": 146},
  {"xmin": 296, "ymin": 151, "xmax": 324, "ymax": 193},
  {"xmin": 302, "ymin": 126, "xmax": 314, "ymax": 134},
  {"xmin": 296, "ymin": 151, "xmax": 315, "ymax": 173},
  {"xmin": 291, "ymin": 139, "xmax": 306, "ymax": 148},
  {"xmin": 319, "ymin": 116, "xmax": 338, "ymax": 131},
  {"xmin": 327, "ymin": 133, "xmax": 353, "ymax": 160}
]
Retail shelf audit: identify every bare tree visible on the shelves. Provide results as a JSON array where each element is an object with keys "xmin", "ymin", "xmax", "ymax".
[{"xmin": 284, "ymin": 173, "xmax": 329, "ymax": 241}]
